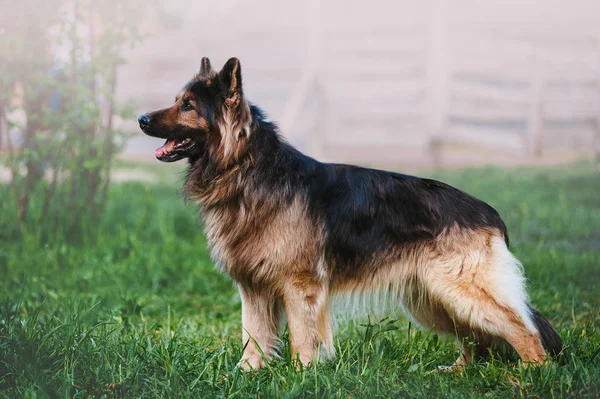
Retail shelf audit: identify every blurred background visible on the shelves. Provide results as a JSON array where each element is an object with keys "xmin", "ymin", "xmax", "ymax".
[
  {"xmin": 120, "ymin": 0, "xmax": 600, "ymax": 170},
  {"xmin": 1, "ymin": 0, "xmax": 599, "ymax": 233},
  {"xmin": 3, "ymin": 0, "xmax": 600, "ymax": 172}
]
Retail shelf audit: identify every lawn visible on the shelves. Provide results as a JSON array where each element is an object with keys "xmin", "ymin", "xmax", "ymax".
[{"xmin": 1, "ymin": 162, "xmax": 599, "ymax": 398}]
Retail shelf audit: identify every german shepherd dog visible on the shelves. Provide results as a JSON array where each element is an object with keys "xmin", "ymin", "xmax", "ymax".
[{"xmin": 138, "ymin": 57, "xmax": 562, "ymax": 371}]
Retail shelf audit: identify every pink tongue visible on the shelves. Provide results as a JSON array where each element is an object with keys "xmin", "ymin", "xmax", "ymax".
[{"xmin": 155, "ymin": 140, "xmax": 176, "ymax": 158}]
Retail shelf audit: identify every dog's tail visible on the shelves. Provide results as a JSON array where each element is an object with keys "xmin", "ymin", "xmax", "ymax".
[{"xmin": 528, "ymin": 305, "xmax": 563, "ymax": 357}]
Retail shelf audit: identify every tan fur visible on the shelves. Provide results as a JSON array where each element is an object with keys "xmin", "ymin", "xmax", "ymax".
[
  {"xmin": 203, "ymin": 195, "xmax": 321, "ymax": 286},
  {"xmin": 216, "ymin": 101, "xmax": 251, "ymax": 166},
  {"xmin": 201, "ymin": 194, "xmax": 332, "ymax": 369},
  {"xmin": 238, "ymin": 284, "xmax": 282, "ymax": 370},
  {"xmin": 159, "ymin": 93, "xmax": 210, "ymax": 131},
  {"xmin": 283, "ymin": 279, "xmax": 329, "ymax": 366},
  {"xmin": 179, "ymin": 111, "xmax": 209, "ymax": 130}
]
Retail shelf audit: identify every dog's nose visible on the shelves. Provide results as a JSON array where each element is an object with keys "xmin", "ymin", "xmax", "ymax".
[{"xmin": 138, "ymin": 114, "xmax": 151, "ymax": 131}]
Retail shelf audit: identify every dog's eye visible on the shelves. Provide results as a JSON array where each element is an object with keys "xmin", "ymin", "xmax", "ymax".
[{"xmin": 181, "ymin": 102, "xmax": 194, "ymax": 111}]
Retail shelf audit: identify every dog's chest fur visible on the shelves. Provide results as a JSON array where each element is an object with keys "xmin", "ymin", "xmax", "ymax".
[{"xmin": 201, "ymin": 196, "xmax": 320, "ymax": 285}]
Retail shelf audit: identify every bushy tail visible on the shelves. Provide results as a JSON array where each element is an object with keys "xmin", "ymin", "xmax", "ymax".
[{"xmin": 528, "ymin": 305, "xmax": 563, "ymax": 357}]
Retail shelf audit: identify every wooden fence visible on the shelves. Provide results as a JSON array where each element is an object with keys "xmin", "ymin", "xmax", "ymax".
[
  {"xmin": 6, "ymin": 0, "xmax": 598, "ymax": 168},
  {"xmin": 265, "ymin": 0, "xmax": 600, "ymax": 165}
]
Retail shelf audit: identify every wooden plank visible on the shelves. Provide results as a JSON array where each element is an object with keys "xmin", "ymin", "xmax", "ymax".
[
  {"xmin": 244, "ymin": 69, "xmax": 302, "ymax": 84},
  {"xmin": 543, "ymin": 85, "xmax": 600, "ymax": 99},
  {"xmin": 322, "ymin": 125, "xmax": 429, "ymax": 147},
  {"xmin": 448, "ymin": 37, "xmax": 535, "ymax": 81},
  {"xmin": 538, "ymin": 123, "xmax": 597, "ymax": 150},
  {"xmin": 322, "ymin": 59, "xmax": 425, "ymax": 77},
  {"xmin": 527, "ymin": 56, "xmax": 545, "ymax": 158},
  {"xmin": 322, "ymin": 80, "xmax": 425, "ymax": 100},
  {"xmin": 448, "ymin": 102, "xmax": 528, "ymax": 122},
  {"xmin": 445, "ymin": 125, "xmax": 527, "ymax": 151},
  {"xmin": 545, "ymin": 75, "xmax": 600, "ymax": 85},
  {"xmin": 329, "ymin": 105, "xmax": 425, "ymax": 123},
  {"xmin": 326, "ymin": 37, "xmax": 425, "ymax": 57},
  {"xmin": 450, "ymin": 35, "xmax": 535, "ymax": 60},
  {"xmin": 450, "ymin": 81, "xmax": 529, "ymax": 104},
  {"xmin": 450, "ymin": 64, "xmax": 532, "ymax": 81},
  {"xmin": 544, "ymin": 103, "xmax": 600, "ymax": 121},
  {"xmin": 321, "ymin": 11, "xmax": 424, "ymax": 33},
  {"xmin": 323, "ymin": 24, "xmax": 423, "ymax": 37}
]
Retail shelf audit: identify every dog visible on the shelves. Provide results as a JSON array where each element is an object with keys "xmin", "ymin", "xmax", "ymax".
[{"xmin": 138, "ymin": 57, "xmax": 562, "ymax": 371}]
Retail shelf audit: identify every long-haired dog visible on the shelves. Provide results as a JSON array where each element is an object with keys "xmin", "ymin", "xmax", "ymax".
[{"xmin": 138, "ymin": 57, "xmax": 562, "ymax": 371}]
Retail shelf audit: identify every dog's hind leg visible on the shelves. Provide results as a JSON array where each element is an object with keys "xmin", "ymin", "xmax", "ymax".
[
  {"xmin": 238, "ymin": 284, "xmax": 282, "ymax": 370},
  {"xmin": 282, "ymin": 276, "xmax": 333, "ymax": 366},
  {"xmin": 430, "ymin": 234, "xmax": 546, "ymax": 367}
]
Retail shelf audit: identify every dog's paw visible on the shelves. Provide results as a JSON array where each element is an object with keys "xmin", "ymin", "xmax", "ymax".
[
  {"xmin": 237, "ymin": 356, "xmax": 265, "ymax": 371},
  {"xmin": 435, "ymin": 364, "xmax": 465, "ymax": 373},
  {"xmin": 433, "ymin": 357, "xmax": 468, "ymax": 374}
]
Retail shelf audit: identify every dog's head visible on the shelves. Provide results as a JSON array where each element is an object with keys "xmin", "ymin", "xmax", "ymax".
[{"xmin": 138, "ymin": 57, "xmax": 251, "ymax": 164}]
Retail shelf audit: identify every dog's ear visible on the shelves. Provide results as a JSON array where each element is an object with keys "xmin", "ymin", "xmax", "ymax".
[
  {"xmin": 215, "ymin": 57, "xmax": 251, "ymax": 163},
  {"xmin": 200, "ymin": 57, "xmax": 214, "ymax": 76},
  {"xmin": 219, "ymin": 57, "xmax": 243, "ymax": 107}
]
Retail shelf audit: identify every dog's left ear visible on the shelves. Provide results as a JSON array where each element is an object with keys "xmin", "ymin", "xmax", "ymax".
[
  {"xmin": 219, "ymin": 57, "xmax": 243, "ymax": 108},
  {"xmin": 200, "ymin": 57, "xmax": 214, "ymax": 76}
]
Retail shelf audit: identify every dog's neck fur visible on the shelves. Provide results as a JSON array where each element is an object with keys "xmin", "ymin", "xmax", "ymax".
[{"xmin": 184, "ymin": 105, "xmax": 304, "ymax": 210}]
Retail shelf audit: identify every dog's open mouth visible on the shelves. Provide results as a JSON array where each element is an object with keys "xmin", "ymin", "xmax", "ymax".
[{"xmin": 155, "ymin": 138, "xmax": 196, "ymax": 162}]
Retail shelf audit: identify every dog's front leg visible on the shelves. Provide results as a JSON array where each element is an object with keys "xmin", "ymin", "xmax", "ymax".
[
  {"xmin": 238, "ymin": 284, "xmax": 281, "ymax": 371},
  {"xmin": 283, "ymin": 278, "xmax": 333, "ymax": 367}
]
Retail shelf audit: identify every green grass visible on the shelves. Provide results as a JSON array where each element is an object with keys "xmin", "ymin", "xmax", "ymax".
[{"xmin": 1, "ymin": 162, "xmax": 599, "ymax": 398}]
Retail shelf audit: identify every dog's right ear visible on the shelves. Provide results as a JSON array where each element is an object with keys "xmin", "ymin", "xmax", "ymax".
[
  {"xmin": 199, "ymin": 57, "xmax": 214, "ymax": 76},
  {"xmin": 219, "ymin": 57, "xmax": 243, "ymax": 108}
]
